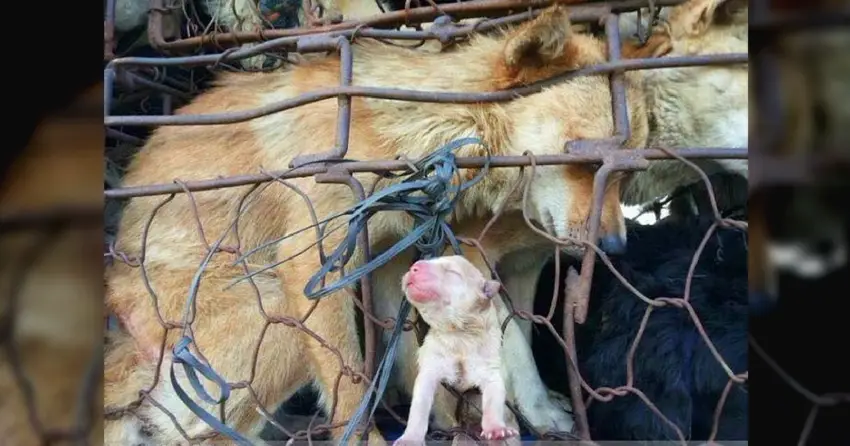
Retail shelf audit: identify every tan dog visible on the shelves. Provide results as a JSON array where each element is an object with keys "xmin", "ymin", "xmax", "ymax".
[
  {"xmin": 396, "ymin": 255, "xmax": 517, "ymax": 445},
  {"xmin": 494, "ymin": 0, "xmax": 749, "ymax": 346},
  {"xmin": 617, "ymin": 0, "xmax": 749, "ymax": 210},
  {"xmin": 104, "ymin": 5, "xmax": 660, "ymax": 444}
]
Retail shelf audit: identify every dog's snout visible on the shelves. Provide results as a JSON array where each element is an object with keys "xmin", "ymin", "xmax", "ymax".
[{"xmin": 599, "ymin": 234, "xmax": 627, "ymax": 255}]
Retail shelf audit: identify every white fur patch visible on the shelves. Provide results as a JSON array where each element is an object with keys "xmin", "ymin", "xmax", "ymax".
[{"xmin": 767, "ymin": 240, "xmax": 848, "ymax": 279}]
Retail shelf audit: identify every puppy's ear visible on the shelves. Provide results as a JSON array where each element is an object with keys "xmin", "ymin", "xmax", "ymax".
[
  {"xmin": 667, "ymin": 0, "xmax": 747, "ymax": 37},
  {"xmin": 481, "ymin": 279, "xmax": 501, "ymax": 299},
  {"xmin": 503, "ymin": 5, "xmax": 573, "ymax": 69}
]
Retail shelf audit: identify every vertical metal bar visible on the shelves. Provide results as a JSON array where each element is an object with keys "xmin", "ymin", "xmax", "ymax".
[
  {"xmin": 104, "ymin": 66, "xmax": 116, "ymax": 117},
  {"xmin": 162, "ymin": 93, "xmax": 173, "ymax": 115},
  {"xmin": 290, "ymin": 37, "xmax": 354, "ymax": 168},
  {"xmin": 313, "ymin": 166, "xmax": 377, "ymax": 442},
  {"xmin": 605, "ymin": 13, "xmax": 631, "ymax": 143},
  {"xmin": 313, "ymin": 167, "xmax": 376, "ymax": 381},
  {"xmin": 564, "ymin": 267, "xmax": 591, "ymax": 440}
]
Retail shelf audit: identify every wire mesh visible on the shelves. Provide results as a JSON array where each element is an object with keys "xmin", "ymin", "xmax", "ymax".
[{"xmin": 99, "ymin": 0, "xmax": 757, "ymax": 443}]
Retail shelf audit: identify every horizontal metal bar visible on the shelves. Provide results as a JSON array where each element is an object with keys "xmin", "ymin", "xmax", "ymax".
[
  {"xmin": 105, "ymin": 53, "xmax": 747, "ymax": 126},
  {"xmin": 104, "ymin": 147, "xmax": 747, "ymax": 199},
  {"xmin": 149, "ymin": 0, "xmax": 687, "ymax": 51}
]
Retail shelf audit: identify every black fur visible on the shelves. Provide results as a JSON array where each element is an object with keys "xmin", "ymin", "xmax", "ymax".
[{"xmin": 533, "ymin": 215, "xmax": 749, "ymax": 441}]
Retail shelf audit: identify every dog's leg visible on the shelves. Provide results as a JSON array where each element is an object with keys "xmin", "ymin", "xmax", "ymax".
[
  {"xmin": 491, "ymin": 294, "xmax": 575, "ymax": 435},
  {"xmin": 394, "ymin": 369, "xmax": 441, "ymax": 444},
  {"xmin": 281, "ymin": 233, "xmax": 386, "ymax": 444},
  {"xmin": 497, "ymin": 247, "xmax": 553, "ymax": 342}
]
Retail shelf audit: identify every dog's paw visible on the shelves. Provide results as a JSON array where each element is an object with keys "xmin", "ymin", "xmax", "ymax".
[
  {"xmin": 520, "ymin": 389, "xmax": 575, "ymax": 434},
  {"xmin": 393, "ymin": 435, "xmax": 425, "ymax": 446},
  {"xmin": 480, "ymin": 425, "xmax": 519, "ymax": 441}
]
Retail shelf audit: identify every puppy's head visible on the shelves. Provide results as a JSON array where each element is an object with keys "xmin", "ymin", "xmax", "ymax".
[{"xmin": 401, "ymin": 255, "xmax": 500, "ymax": 327}]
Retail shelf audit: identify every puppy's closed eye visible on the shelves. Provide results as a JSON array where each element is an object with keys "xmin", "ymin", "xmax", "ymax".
[{"xmin": 445, "ymin": 268, "xmax": 463, "ymax": 278}]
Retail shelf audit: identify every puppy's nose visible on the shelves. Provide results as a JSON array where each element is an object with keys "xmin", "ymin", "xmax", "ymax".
[
  {"xmin": 599, "ymin": 233, "xmax": 627, "ymax": 255},
  {"xmin": 410, "ymin": 260, "xmax": 425, "ymax": 273}
]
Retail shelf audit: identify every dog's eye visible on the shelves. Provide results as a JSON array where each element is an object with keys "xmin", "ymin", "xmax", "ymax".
[{"xmin": 584, "ymin": 162, "xmax": 602, "ymax": 173}]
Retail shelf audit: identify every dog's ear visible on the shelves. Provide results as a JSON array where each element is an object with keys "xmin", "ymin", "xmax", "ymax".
[
  {"xmin": 667, "ymin": 0, "xmax": 747, "ymax": 37},
  {"xmin": 502, "ymin": 5, "xmax": 574, "ymax": 71},
  {"xmin": 621, "ymin": 33, "xmax": 673, "ymax": 59}
]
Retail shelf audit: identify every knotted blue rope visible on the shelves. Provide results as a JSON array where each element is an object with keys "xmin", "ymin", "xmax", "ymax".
[{"xmin": 304, "ymin": 136, "xmax": 490, "ymax": 300}]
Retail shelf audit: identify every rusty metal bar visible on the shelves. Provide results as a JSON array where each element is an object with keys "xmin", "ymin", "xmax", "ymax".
[
  {"xmin": 605, "ymin": 13, "xmax": 630, "ymax": 143},
  {"xmin": 314, "ymin": 167, "xmax": 377, "ymax": 381},
  {"xmin": 135, "ymin": 5, "xmax": 612, "ymax": 69},
  {"xmin": 101, "ymin": 1, "xmax": 756, "ymax": 440},
  {"xmin": 103, "ymin": 147, "xmax": 746, "ymax": 200},
  {"xmin": 290, "ymin": 37, "xmax": 355, "ymax": 168},
  {"xmin": 146, "ymin": 0, "xmax": 687, "ymax": 52},
  {"xmin": 560, "ymin": 14, "xmax": 633, "ymax": 437},
  {"xmin": 104, "ymin": 37, "xmax": 744, "ymax": 72},
  {"xmin": 104, "ymin": 67, "xmax": 116, "ymax": 114},
  {"xmin": 104, "ymin": 54, "xmax": 747, "ymax": 126},
  {"xmin": 563, "ymin": 268, "xmax": 590, "ymax": 440}
]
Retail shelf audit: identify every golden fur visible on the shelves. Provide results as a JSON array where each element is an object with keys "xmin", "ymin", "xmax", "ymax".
[
  {"xmin": 498, "ymin": 0, "xmax": 748, "ymax": 346},
  {"xmin": 0, "ymin": 85, "xmax": 103, "ymax": 445},
  {"xmin": 103, "ymin": 0, "xmax": 748, "ymax": 443},
  {"xmin": 104, "ymin": 5, "xmax": 646, "ymax": 444},
  {"xmin": 617, "ymin": 0, "xmax": 749, "ymax": 208}
]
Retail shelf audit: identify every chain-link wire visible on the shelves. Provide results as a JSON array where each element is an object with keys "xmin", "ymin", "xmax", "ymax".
[{"xmin": 100, "ymin": 0, "xmax": 758, "ymax": 443}]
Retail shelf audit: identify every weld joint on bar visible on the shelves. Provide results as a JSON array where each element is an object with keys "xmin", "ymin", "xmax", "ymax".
[
  {"xmin": 564, "ymin": 138, "xmax": 650, "ymax": 171},
  {"xmin": 291, "ymin": 36, "xmax": 354, "ymax": 168},
  {"xmin": 296, "ymin": 35, "xmax": 347, "ymax": 53}
]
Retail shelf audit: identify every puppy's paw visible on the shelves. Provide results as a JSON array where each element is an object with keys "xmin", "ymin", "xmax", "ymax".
[
  {"xmin": 393, "ymin": 434, "xmax": 425, "ymax": 446},
  {"xmin": 480, "ymin": 425, "xmax": 519, "ymax": 441},
  {"xmin": 519, "ymin": 389, "xmax": 574, "ymax": 434}
]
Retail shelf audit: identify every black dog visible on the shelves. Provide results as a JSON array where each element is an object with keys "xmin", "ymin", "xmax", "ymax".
[{"xmin": 533, "ymin": 214, "xmax": 748, "ymax": 441}]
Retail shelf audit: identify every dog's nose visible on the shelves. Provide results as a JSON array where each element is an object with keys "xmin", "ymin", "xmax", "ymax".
[{"xmin": 599, "ymin": 234, "xmax": 627, "ymax": 255}]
